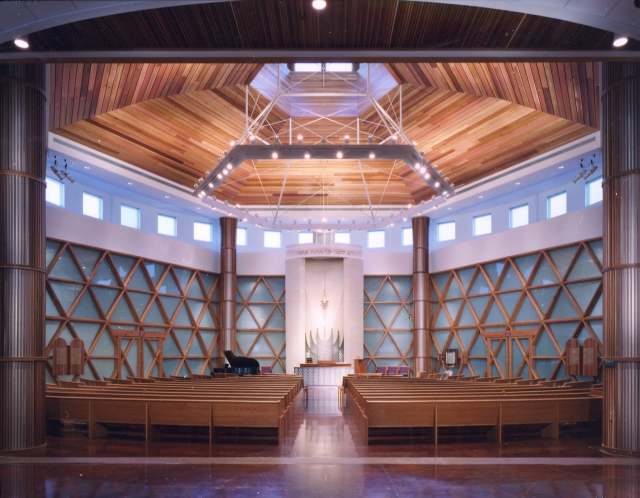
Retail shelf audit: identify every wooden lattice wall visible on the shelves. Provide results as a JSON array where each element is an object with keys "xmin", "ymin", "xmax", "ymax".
[{"xmin": 45, "ymin": 239, "xmax": 219, "ymax": 383}]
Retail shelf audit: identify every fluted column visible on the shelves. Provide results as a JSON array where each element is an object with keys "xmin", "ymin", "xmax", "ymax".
[
  {"xmin": 601, "ymin": 62, "xmax": 640, "ymax": 456},
  {"xmin": 412, "ymin": 216, "xmax": 431, "ymax": 376},
  {"xmin": 218, "ymin": 217, "xmax": 237, "ymax": 366},
  {"xmin": 0, "ymin": 64, "xmax": 47, "ymax": 451}
]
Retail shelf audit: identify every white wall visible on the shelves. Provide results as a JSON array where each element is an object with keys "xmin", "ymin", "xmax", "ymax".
[
  {"xmin": 430, "ymin": 204, "xmax": 603, "ymax": 272},
  {"xmin": 47, "ymin": 205, "xmax": 220, "ymax": 273}
]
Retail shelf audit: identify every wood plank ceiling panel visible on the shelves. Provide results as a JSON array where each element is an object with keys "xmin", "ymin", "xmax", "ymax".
[
  {"xmin": 49, "ymin": 62, "xmax": 262, "ymax": 129},
  {"xmin": 360, "ymin": 85, "xmax": 597, "ymax": 201},
  {"xmin": 4, "ymin": 0, "xmax": 628, "ymax": 52},
  {"xmin": 386, "ymin": 62, "xmax": 599, "ymax": 128}
]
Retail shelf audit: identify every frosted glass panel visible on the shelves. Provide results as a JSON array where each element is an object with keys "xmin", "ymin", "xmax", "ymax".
[
  {"xmin": 567, "ymin": 249, "xmax": 601, "ymax": 280},
  {"xmin": 514, "ymin": 295, "xmax": 539, "ymax": 322},
  {"xmin": 91, "ymin": 260, "xmax": 118, "ymax": 286},
  {"xmin": 535, "ymin": 329, "xmax": 560, "ymax": 356},
  {"xmin": 364, "ymin": 308, "xmax": 384, "ymax": 329},
  {"xmin": 550, "ymin": 288, "xmax": 579, "ymax": 319},
  {"xmin": 457, "ymin": 329, "xmax": 475, "ymax": 350},
  {"xmin": 187, "ymin": 299, "xmax": 205, "ymax": 323},
  {"xmin": 535, "ymin": 359, "xmax": 559, "ymax": 380},
  {"xmin": 266, "ymin": 332, "xmax": 286, "ymax": 353},
  {"xmin": 265, "ymin": 307, "xmax": 285, "ymax": 329},
  {"xmin": 237, "ymin": 277, "xmax": 258, "ymax": 300},
  {"xmin": 473, "ymin": 214, "xmax": 491, "ymax": 236},
  {"xmin": 50, "ymin": 249, "xmax": 83, "ymax": 281},
  {"xmin": 514, "ymin": 254, "xmax": 538, "ymax": 283},
  {"xmin": 390, "ymin": 331, "xmax": 412, "ymax": 353},
  {"xmin": 187, "ymin": 338, "xmax": 206, "ymax": 357},
  {"xmin": 469, "ymin": 272, "xmax": 491, "ymax": 295},
  {"xmin": 548, "ymin": 322, "xmax": 579, "ymax": 349},
  {"xmin": 434, "ymin": 331, "xmax": 450, "ymax": 349},
  {"xmin": 73, "ymin": 246, "xmax": 102, "ymax": 279},
  {"xmin": 391, "ymin": 308, "xmax": 413, "ymax": 329},
  {"xmin": 128, "ymin": 291, "xmax": 151, "ymax": 319},
  {"xmin": 49, "ymin": 281, "xmax": 82, "ymax": 312},
  {"xmin": 364, "ymin": 331, "xmax": 384, "ymax": 353},
  {"xmin": 531, "ymin": 286, "xmax": 558, "ymax": 317},
  {"xmin": 589, "ymin": 240, "xmax": 603, "ymax": 265},
  {"xmin": 200, "ymin": 307, "xmax": 216, "ymax": 328},
  {"xmin": 249, "ymin": 304, "xmax": 274, "ymax": 327},
  {"xmin": 173, "ymin": 267, "xmax": 193, "ymax": 294},
  {"xmin": 434, "ymin": 306, "xmax": 450, "ymax": 328},
  {"xmin": 46, "ymin": 240, "xmax": 62, "ymax": 268},
  {"xmin": 91, "ymin": 286, "xmax": 120, "ymax": 315},
  {"xmin": 237, "ymin": 308, "xmax": 257, "ymax": 329},
  {"xmin": 173, "ymin": 304, "xmax": 192, "ymax": 326},
  {"xmin": 159, "ymin": 296, "xmax": 181, "ymax": 319},
  {"xmin": 111, "ymin": 298, "xmax": 135, "ymax": 322},
  {"xmin": 589, "ymin": 320, "xmax": 603, "ymax": 341},
  {"xmin": 265, "ymin": 277, "xmax": 285, "ymax": 300},
  {"xmin": 485, "ymin": 300, "xmax": 506, "ymax": 324},
  {"xmin": 458, "ymin": 303, "xmax": 476, "ymax": 326},
  {"xmin": 377, "ymin": 281, "xmax": 401, "ymax": 302},
  {"xmin": 173, "ymin": 329, "xmax": 192, "ymax": 352},
  {"xmin": 144, "ymin": 299, "xmax": 165, "ymax": 324},
  {"xmin": 566, "ymin": 281, "xmax": 600, "ymax": 312},
  {"xmin": 548, "ymin": 245, "xmax": 577, "ymax": 280},
  {"xmin": 531, "ymin": 257, "xmax": 558, "ymax": 286},
  {"xmin": 457, "ymin": 268, "xmax": 475, "ymax": 293},
  {"xmin": 90, "ymin": 359, "xmax": 115, "ymax": 380},
  {"xmin": 158, "ymin": 215, "xmax": 177, "ymax": 236},
  {"xmin": 500, "ymin": 264, "xmax": 522, "ymax": 290},
  {"xmin": 163, "ymin": 359, "xmax": 180, "ymax": 376},
  {"xmin": 46, "ymin": 289, "xmax": 59, "ymax": 316},
  {"xmin": 251, "ymin": 335, "xmax": 273, "ymax": 355},
  {"xmin": 200, "ymin": 331, "xmax": 216, "ymax": 354},
  {"xmin": 444, "ymin": 300, "xmax": 462, "ymax": 323},
  {"xmin": 237, "ymin": 332, "xmax": 258, "ymax": 354},
  {"xmin": 392, "ymin": 277, "xmax": 412, "ymax": 300},
  {"xmin": 364, "ymin": 277, "xmax": 384, "ymax": 298},
  {"xmin": 470, "ymin": 359, "xmax": 487, "ymax": 377},
  {"xmin": 127, "ymin": 266, "xmax": 151, "ymax": 291},
  {"xmin": 249, "ymin": 281, "xmax": 274, "ymax": 302},
  {"xmin": 484, "ymin": 261, "xmax": 504, "ymax": 286},
  {"xmin": 92, "ymin": 331, "xmax": 115, "ymax": 356},
  {"xmin": 433, "ymin": 273, "xmax": 449, "ymax": 296},
  {"xmin": 46, "ymin": 320, "xmax": 60, "ymax": 345},
  {"xmin": 376, "ymin": 335, "xmax": 400, "ymax": 355},
  {"xmin": 498, "ymin": 291, "xmax": 521, "ymax": 319},
  {"xmin": 446, "ymin": 277, "xmax": 464, "ymax": 298},
  {"xmin": 159, "ymin": 272, "xmax": 181, "ymax": 295},
  {"xmin": 145, "ymin": 261, "xmax": 166, "ymax": 287},
  {"xmin": 470, "ymin": 337, "xmax": 486, "ymax": 357},
  {"xmin": 163, "ymin": 335, "xmax": 181, "ymax": 356},
  {"xmin": 111, "ymin": 254, "xmax": 135, "ymax": 280},
  {"xmin": 187, "ymin": 279, "xmax": 205, "ymax": 300},
  {"xmin": 71, "ymin": 292, "xmax": 101, "ymax": 320}
]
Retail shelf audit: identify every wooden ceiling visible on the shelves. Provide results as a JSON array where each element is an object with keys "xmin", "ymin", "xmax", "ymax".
[
  {"xmin": 3, "ymin": 0, "xmax": 635, "ymax": 52},
  {"xmin": 51, "ymin": 59, "xmax": 599, "ymax": 207}
]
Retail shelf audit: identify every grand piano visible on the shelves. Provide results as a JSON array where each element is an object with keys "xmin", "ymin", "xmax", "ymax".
[{"xmin": 212, "ymin": 350, "xmax": 261, "ymax": 376}]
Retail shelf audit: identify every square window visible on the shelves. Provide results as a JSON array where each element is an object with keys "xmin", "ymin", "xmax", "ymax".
[
  {"xmin": 437, "ymin": 221, "xmax": 455, "ymax": 241},
  {"xmin": 402, "ymin": 227, "xmax": 413, "ymax": 246},
  {"xmin": 46, "ymin": 177, "xmax": 64, "ymax": 206},
  {"xmin": 293, "ymin": 63, "xmax": 321, "ymax": 72},
  {"xmin": 264, "ymin": 230, "xmax": 281, "ymax": 248},
  {"xmin": 547, "ymin": 191, "xmax": 567, "ymax": 219},
  {"xmin": 82, "ymin": 192, "xmax": 103, "ymax": 220},
  {"xmin": 509, "ymin": 204, "xmax": 529, "ymax": 229},
  {"xmin": 194, "ymin": 221, "xmax": 212, "ymax": 242},
  {"xmin": 120, "ymin": 205, "xmax": 140, "ymax": 229},
  {"xmin": 367, "ymin": 230, "xmax": 385, "ymax": 248},
  {"xmin": 473, "ymin": 214, "xmax": 492, "ymax": 236},
  {"xmin": 334, "ymin": 232, "xmax": 350, "ymax": 244},
  {"xmin": 158, "ymin": 214, "xmax": 177, "ymax": 236},
  {"xmin": 237, "ymin": 227, "xmax": 247, "ymax": 246},
  {"xmin": 299, "ymin": 232, "xmax": 314, "ymax": 244},
  {"xmin": 326, "ymin": 63, "xmax": 353, "ymax": 72},
  {"xmin": 586, "ymin": 176, "xmax": 603, "ymax": 206}
]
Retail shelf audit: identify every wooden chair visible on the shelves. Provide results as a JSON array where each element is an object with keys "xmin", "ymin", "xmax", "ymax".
[
  {"xmin": 387, "ymin": 366, "xmax": 398, "ymax": 376},
  {"xmin": 375, "ymin": 366, "xmax": 387, "ymax": 375}
]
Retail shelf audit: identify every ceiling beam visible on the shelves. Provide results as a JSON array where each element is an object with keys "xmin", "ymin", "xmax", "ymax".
[{"xmin": 3, "ymin": 49, "xmax": 639, "ymax": 64}]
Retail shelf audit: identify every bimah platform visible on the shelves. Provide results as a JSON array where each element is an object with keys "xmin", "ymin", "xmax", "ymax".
[{"xmin": 294, "ymin": 361, "xmax": 353, "ymax": 386}]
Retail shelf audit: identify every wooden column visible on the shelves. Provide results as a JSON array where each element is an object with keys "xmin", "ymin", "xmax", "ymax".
[
  {"xmin": 601, "ymin": 62, "xmax": 640, "ymax": 456},
  {"xmin": 218, "ymin": 217, "xmax": 237, "ymax": 366},
  {"xmin": 0, "ymin": 64, "xmax": 47, "ymax": 451},
  {"xmin": 412, "ymin": 216, "xmax": 431, "ymax": 375}
]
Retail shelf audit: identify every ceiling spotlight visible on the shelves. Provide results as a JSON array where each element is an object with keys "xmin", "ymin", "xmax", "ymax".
[
  {"xmin": 559, "ymin": 166, "xmax": 564, "ymax": 169},
  {"xmin": 127, "ymin": 182, "xmax": 133, "ymax": 185},
  {"xmin": 304, "ymin": 151, "xmax": 311, "ymax": 159},
  {"xmin": 272, "ymin": 151, "xmax": 279, "ymax": 159},
  {"xmin": 407, "ymin": 203, "xmax": 412, "ymax": 209},
  {"xmin": 249, "ymin": 135, "xmax": 256, "ymax": 144},
  {"xmin": 217, "ymin": 174, "xmax": 223, "ymax": 179},
  {"xmin": 425, "ymin": 173, "xmax": 430, "ymax": 179},
  {"xmin": 403, "ymin": 217, "xmax": 407, "ymax": 222},
  {"xmin": 369, "ymin": 152, "xmax": 375, "ymax": 159},
  {"xmin": 198, "ymin": 192, "xmax": 205, "ymax": 198},
  {"xmin": 226, "ymin": 164, "xmax": 233, "ymax": 170},
  {"xmin": 336, "ymin": 151, "xmax": 343, "ymax": 159},
  {"xmin": 434, "ymin": 182, "xmax": 440, "ymax": 188},
  {"xmin": 208, "ymin": 183, "xmax": 214, "ymax": 188},
  {"xmin": 391, "ymin": 135, "xmax": 398, "ymax": 144},
  {"xmin": 312, "ymin": 0, "xmax": 327, "ymax": 10},
  {"xmin": 297, "ymin": 135, "xmax": 303, "ymax": 145},
  {"xmin": 223, "ymin": 169, "xmax": 229, "ymax": 175},
  {"xmin": 515, "ymin": 182, "xmax": 520, "ymax": 185},
  {"xmin": 414, "ymin": 162, "xmax": 421, "ymax": 169},
  {"xmin": 367, "ymin": 136, "xmax": 373, "ymax": 144},
  {"xmin": 230, "ymin": 140, "xmax": 236, "ymax": 147},
  {"xmin": 14, "ymin": 37, "xmax": 29, "ymax": 49},
  {"xmin": 412, "ymin": 141, "xmax": 417, "ymax": 146},
  {"xmin": 344, "ymin": 135, "xmax": 350, "ymax": 144},
  {"xmin": 243, "ymin": 218, "xmax": 248, "ymax": 222},
  {"xmin": 613, "ymin": 35, "xmax": 629, "ymax": 47},
  {"xmin": 322, "ymin": 218, "xmax": 327, "ymax": 223},
  {"xmin": 84, "ymin": 166, "xmax": 90, "ymax": 170}
]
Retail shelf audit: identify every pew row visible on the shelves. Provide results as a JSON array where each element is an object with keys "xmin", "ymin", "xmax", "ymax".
[{"xmin": 46, "ymin": 376, "xmax": 303, "ymax": 444}]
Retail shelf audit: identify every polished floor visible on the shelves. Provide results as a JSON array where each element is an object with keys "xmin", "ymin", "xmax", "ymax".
[{"xmin": 1, "ymin": 387, "xmax": 638, "ymax": 497}]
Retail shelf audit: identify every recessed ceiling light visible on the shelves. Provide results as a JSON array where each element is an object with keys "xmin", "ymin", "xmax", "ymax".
[
  {"xmin": 336, "ymin": 151, "xmax": 343, "ymax": 159},
  {"xmin": 84, "ymin": 166, "xmax": 90, "ymax": 170},
  {"xmin": 447, "ymin": 207, "xmax": 451, "ymax": 210},
  {"xmin": 515, "ymin": 182, "xmax": 520, "ymax": 185},
  {"xmin": 559, "ymin": 166, "xmax": 564, "ymax": 169},
  {"xmin": 312, "ymin": 0, "xmax": 327, "ymax": 10},
  {"xmin": 369, "ymin": 152, "xmax": 375, "ymax": 159},
  {"xmin": 127, "ymin": 182, "xmax": 133, "ymax": 185},
  {"xmin": 165, "ymin": 196, "xmax": 170, "ymax": 199},
  {"xmin": 197, "ymin": 207, "xmax": 201, "ymax": 210},
  {"xmin": 304, "ymin": 151, "xmax": 311, "ymax": 159},
  {"xmin": 14, "ymin": 37, "xmax": 29, "ymax": 49},
  {"xmin": 272, "ymin": 151, "xmax": 278, "ymax": 159},
  {"xmin": 613, "ymin": 35, "xmax": 628, "ymax": 47},
  {"xmin": 479, "ymin": 195, "xmax": 483, "ymax": 198}
]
